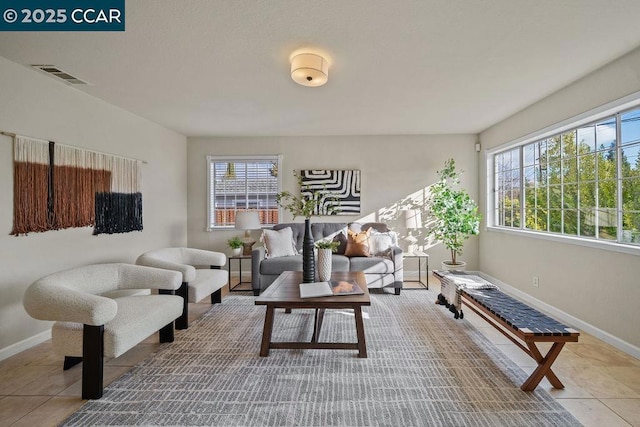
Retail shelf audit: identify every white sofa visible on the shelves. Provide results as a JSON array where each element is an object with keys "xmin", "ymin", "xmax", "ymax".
[
  {"xmin": 136, "ymin": 247, "xmax": 228, "ymax": 329},
  {"xmin": 23, "ymin": 263, "xmax": 183, "ymax": 399}
]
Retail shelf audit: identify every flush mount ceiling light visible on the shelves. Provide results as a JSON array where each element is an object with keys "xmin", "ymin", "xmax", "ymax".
[{"xmin": 290, "ymin": 53, "xmax": 329, "ymax": 87}]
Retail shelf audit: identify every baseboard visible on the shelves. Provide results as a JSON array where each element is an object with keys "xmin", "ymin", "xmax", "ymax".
[
  {"xmin": 0, "ymin": 329, "xmax": 51, "ymax": 362},
  {"xmin": 476, "ymin": 271, "xmax": 640, "ymax": 360}
]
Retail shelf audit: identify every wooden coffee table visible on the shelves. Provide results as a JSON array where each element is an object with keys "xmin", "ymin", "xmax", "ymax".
[{"xmin": 255, "ymin": 271, "xmax": 371, "ymax": 358}]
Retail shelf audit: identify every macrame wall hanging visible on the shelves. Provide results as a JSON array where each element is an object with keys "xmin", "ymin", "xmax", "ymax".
[{"xmin": 10, "ymin": 135, "xmax": 143, "ymax": 236}]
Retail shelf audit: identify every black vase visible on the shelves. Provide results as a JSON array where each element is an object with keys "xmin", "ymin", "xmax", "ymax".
[{"xmin": 302, "ymin": 218, "xmax": 315, "ymax": 283}]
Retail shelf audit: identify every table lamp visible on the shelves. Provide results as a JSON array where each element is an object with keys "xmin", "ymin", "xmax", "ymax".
[
  {"xmin": 234, "ymin": 211, "xmax": 262, "ymax": 255},
  {"xmin": 403, "ymin": 209, "xmax": 422, "ymax": 254}
]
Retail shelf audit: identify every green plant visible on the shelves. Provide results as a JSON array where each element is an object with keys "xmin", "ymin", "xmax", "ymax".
[
  {"xmin": 227, "ymin": 235, "xmax": 243, "ymax": 249},
  {"xmin": 275, "ymin": 171, "xmax": 340, "ymax": 219},
  {"xmin": 314, "ymin": 240, "xmax": 340, "ymax": 252},
  {"xmin": 429, "ymin": 158, "xmax": 481, "ymax": 265}
]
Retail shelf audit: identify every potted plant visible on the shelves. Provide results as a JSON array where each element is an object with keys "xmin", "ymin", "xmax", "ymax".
[
  {"xmin": 428, "ymin": 158, "xmax": 481, "ymax": 270},
  {"xmin": 315, "ymin": 240, "xmax": 340, "ymax": 251},
  {"xmin": 227, "ymin": 236, "xmax": 244, "ymax": 257},
  {"xmin": 315, "ymin": 240, "xmax": 340, "ymax": 282},
  {"xmin": 276, "ymin": 171, "xmax": 340, "ymax": 282}
]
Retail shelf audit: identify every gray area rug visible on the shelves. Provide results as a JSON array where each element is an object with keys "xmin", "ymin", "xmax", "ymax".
[{"xmin": 62, "ymin": 289, "xmax": 581, "ymax": 426}]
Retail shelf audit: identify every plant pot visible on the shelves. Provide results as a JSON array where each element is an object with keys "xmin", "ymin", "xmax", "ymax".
[
  {"xmin": 231, "ymin": 247, "xmax": 242, "ymax": 257},
  {"xmin": 441, "ymin": 260, "xmax": 467, "ymax": 271},
  {"xmin": 317, "ymin": 248, "xmax": 332, "ymax": 282}
]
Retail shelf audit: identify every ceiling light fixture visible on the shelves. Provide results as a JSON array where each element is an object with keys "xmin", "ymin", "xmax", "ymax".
[{"xmin": 290, "ymin": 53, "xmax": 329, "ymax": 87}]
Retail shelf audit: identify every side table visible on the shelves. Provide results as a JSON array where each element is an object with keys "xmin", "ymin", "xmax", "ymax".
[
  {"xmin": 404, "ymin": 251, "xmax": 429, "ymax": 289},
  {"xmin": 227, "ymin": 255, "xmax": 252, "ymax": 292}
]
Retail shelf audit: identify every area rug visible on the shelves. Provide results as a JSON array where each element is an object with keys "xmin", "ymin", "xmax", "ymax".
[{"xmin": 62, "ymin": 290, "xmax": 580, "ymax": 426}]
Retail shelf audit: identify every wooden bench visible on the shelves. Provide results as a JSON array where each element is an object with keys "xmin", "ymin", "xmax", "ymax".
[{"xmin": 434, "ymin": 271, "xmax": 580, "ymax": 391}]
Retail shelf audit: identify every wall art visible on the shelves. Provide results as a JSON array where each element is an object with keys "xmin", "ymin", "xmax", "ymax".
[
  {"xmin": 300, "ymin": 169, "xmax": 361, "ymax": 215},
  {"xmin": 11, "ymin": 135, "xmax": 143, "ymax": 235}
]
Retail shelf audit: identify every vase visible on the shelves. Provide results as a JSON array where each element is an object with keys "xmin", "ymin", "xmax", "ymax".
[
  {"xmin": 302, "ymin": 218, "xmax": 315, "ymax": 283},
  {"xmin": 317, "ymin": 248, "xmax": 332, "ymax": 282}
]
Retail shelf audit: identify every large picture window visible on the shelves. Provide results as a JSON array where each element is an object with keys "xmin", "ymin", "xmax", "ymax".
[
  {"xmin": 491, "ymin": 106, "xmax": 640, "ymax": 247},
  {"xmin": 207, "ymin": 155, "xmax": 281, "ymax": 229}
]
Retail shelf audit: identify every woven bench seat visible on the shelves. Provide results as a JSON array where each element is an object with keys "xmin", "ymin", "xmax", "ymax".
[
  {"xmin": 433, "ymin": 270, "xmax": 580, "ymax": 392},
  {"xmin": 463, "ymin": 288, "xmax": 576, "ymax": 337}
]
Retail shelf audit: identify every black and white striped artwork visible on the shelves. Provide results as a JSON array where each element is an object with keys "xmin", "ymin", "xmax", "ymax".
[{"xmin": 300, "ymin": 170, "xmax": 361, "ymax": 215}]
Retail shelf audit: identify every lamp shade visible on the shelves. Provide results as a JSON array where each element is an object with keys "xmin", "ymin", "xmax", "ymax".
[
  {"xmin": 234, "ymin": 211, "xmax": 261, "ymax": 230},
  {"xmin": 291, "ymin": 53, "xmax": 329, "ymax": 87},
  {"xmin": 404, "ymin": 209, "xmax": 422, "ymax": 230}
]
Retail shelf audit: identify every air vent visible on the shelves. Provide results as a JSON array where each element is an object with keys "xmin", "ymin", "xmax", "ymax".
[{"xmin": 31, "ymin": 65, "xmax": 90, "ymax": 85}]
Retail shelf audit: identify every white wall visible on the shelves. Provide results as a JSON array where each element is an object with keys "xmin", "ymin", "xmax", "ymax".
[
  {"xmin": 187, "ymin": 135, "xmax": 479, "ymax": 273},
  {"xmin": 0, "ymin": 57, "xmax": 188, "ymax": 358},
  {"xmin": 479, "ymin": 47, "xmax": 640, "ymax": 351}
]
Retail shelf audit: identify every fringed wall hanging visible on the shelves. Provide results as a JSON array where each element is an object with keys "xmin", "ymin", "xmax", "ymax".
[
  {"xmin": 9, "ymin": 134, "xmax": 143, "ymax": 236},
  {"xmin": 52, "ymin": 143, "xmax": 112, "ymax": 230},
  {"xmin": 11, "ymin": 136, "xmax": 51, "ymax": 234},
  {"xmin": 94, "ymin": 156, "xmax": 143, "ymax": 235}
]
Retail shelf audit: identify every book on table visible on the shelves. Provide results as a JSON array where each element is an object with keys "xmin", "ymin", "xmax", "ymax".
[{"xmin": 299, "ymin": 280, "xmax": 364, "ymax": 298}]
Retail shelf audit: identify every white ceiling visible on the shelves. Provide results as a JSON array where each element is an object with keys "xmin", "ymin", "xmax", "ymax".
[{"xmin": 1, "ymin": 0, "xmax": 640, "ymax": 137}]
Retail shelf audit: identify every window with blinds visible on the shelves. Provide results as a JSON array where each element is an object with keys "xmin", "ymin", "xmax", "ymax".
[{"xmin": 207, "ymin": 155, "xmax": 281, "ymax": 229}]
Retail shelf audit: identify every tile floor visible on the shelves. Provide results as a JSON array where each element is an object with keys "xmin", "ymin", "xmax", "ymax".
[{"xmin": 1, "ymin": 276, "xmax": 638, "ymax": 426}]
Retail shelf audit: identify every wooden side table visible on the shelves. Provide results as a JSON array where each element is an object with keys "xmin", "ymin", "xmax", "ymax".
[
  {"xmin": 227, "ymin": 255, "xmax": 252, "ymax": 292},
  {"xmin": 404, "ymin": 251, "xmax": 429, "ymax": 289}
]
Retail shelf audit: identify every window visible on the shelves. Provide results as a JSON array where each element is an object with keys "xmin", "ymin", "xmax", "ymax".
[
  {"xmin": 207, "ymin": 155, "xmax": 281, "ymax": 229},
  {"xmin": 490, "ymin": 105, "xmax": 640, "ymax": 247}
]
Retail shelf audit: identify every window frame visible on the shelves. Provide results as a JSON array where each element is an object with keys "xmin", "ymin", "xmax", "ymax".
[
  {"xmin": 485, "ymin": 92, "xmax": 640, "ymax": 256},
  {"xmin": 206, "ymin": 154, "xmax": 282, "ymax": 231}
]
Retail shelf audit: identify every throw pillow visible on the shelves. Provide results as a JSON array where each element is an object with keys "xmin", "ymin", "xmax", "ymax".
[
  {"xmin": 345, "ymin": 229, "xmax": 371, "ymax": 257},
  {"xmin": 368, "ymin": 229, "xmax": 398, "ymax": 257},
  {"xmin": 332, "ymin": 232, "xmax": 348, "ymax": 255},
  {"xmin": 315, "ymin": 228, "xmax": 349, "ymax": 255},
  {"xmin": 261, "ymin": 227, "xmax": 298, "ymax": 258}
]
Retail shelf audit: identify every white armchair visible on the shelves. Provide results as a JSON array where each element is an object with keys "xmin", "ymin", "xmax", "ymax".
[
  {"xmin": 136, "ymin": 247, "xmax": 228, "ymax": 329},
  {"xmin": 23, "ymin": 263, "xmax": 183, "ymax": 399}
]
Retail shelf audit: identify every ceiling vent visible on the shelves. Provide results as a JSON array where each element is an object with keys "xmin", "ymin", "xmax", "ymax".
[{"xmin": 31, "ymin": 65, "xmax": 90, "ymax": 85}]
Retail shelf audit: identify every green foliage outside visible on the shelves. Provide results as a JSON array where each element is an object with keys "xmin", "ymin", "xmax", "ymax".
[
  {"xmin": 429, "ymin": 159, "xmax": 481, "ymax": 265},
  {"xmin": 496, "ymin": 114, "xmax": 640, "ymax": 244}
]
